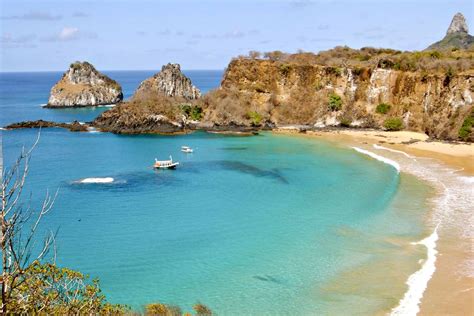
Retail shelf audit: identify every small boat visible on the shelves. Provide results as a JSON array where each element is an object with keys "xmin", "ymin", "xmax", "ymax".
[
  {"xmin": 154, "ymin": 156, "xmax": 179, "ymax": 169},
  {"xmin": 181, "ymin": 146, "xmax": 193, "ymax": 153}
]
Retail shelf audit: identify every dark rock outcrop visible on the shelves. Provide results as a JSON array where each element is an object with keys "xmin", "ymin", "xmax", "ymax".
[
  {"xmin": 427, "ymin": 13, "xmax": 474, "ymax": 50},
  {"xmin": 46, "ymin": 62, "xmax": 123, "ymax": 107},
  {"xmin": 134, "ymin": 63, "xmax": 201, "ymax": 100},
  {"xmin": 5, "ymin": 120, "xmax": 89, "ymax": 132}
]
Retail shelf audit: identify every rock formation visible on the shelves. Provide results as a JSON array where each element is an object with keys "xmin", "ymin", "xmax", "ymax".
[
  {"xmin": 446, "ymin": 12, "xmax": 469, "ymax": 35},
  {"xmin": 5, "ymin": 120, "xmax": 89, "ymax": 132},
  {"xmin": 134, "ymin": 63, "xmax": 201, "ymax": 100},
  {"xmin": 427, "ymin": 12, "xmax": 474, "ymax": 50},
  {"xmin": 93, "ymin": 63, "xmax": 201, "ymax": 134},
  {"xmin": 46, "ymin": 62, "xmax": 123, "ymax": 107}
]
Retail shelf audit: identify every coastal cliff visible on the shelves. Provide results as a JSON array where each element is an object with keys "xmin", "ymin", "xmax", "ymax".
[
  {"xmin": 202, "ymin": 57, "xmax": 473, "ymax": 141},
  {"xmin": 93, "ymin": 63, "xmax": 200, "ymax": 134},
  {"xmin": 46, "ymin": 62, "xmax": 123, "ymax": 107}
]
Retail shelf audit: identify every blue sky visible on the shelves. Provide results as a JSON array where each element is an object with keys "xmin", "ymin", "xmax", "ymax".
[{"xmin": 0, "ymin": 0, "xmax": 472, "ymax": 71}]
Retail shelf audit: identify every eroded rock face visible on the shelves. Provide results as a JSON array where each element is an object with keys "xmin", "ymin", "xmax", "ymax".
[
  {"xmin": 202, "ymin": 58, "xmax": 474, "ymax": 141},
  {"xmin": 447, "ymin": 12, "xmax": 469, "ymax": 35},
  {"xmin": 47, "ymin": 62, "xmax": 123, "ymax": 107},
  {"xmin": 134, "ymin": 63, "xmax": 201, "ymax": 100}
]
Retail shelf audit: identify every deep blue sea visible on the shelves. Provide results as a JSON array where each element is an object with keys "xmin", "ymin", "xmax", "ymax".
[{"xmin": 0, "ymin": 70, "xmax": 431, "ymax": 315}]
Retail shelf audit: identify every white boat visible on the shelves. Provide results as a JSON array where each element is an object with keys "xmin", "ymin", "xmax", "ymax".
[
  {"xmin": 154, "ymin": 156, "xmax": 179, "ymax": 169},
  {"xmin": 181, "ymin": 146, "xmax": 193, "ymax": 153}
]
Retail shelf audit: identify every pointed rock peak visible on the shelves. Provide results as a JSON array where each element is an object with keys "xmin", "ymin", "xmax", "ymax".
[
  {"xmin": 135, "ymin": 63, "xmax": 201, "ymax": 100},
  {"xmin": 161, "ymin": 63, "xmax": 181, "ymax": 72},
  {"xmin": 446, "ymin": 12, "xmax": 469, "ymax": 35}
]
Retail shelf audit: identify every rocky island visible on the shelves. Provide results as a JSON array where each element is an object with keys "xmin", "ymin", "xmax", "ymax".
[
  {"xmin": 46, "ymin": 61, "xmax": 123, "ymax": 107},
  {"xmin": 93, "ymin": 63, "xmax": 201, "ymax": 134}
]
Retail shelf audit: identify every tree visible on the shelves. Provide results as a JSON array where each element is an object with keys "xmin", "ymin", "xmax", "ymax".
[
  {"xmin": 248, "ymin": 51, "xmax": 261, "ymax": 59},
  {"xmin": 0, "ymin": 133, "xmax": 57, "ymax": 314},
  {"xmin": 0, "ymin": 133, "xmax": 127, "ymax": 314},
  {"xmin": 263, "ymin": 51, "xmax": 286, "ymax": 61}
]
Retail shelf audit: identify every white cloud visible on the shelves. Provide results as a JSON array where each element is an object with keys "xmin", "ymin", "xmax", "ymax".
[
  {"xmin": 41, "ymin": 27, "xmax": 97, "ymax": 42},
  {"xmin": 59, "ymin": 27, "xmax": 79, "ymax": 40},
  {"xmin": 1, "ymin": 33, "xmax": 36, "ymax": 43},
  {"xmin": 1, "ymin": 11, "xmax": 62, "ymax": 21}
]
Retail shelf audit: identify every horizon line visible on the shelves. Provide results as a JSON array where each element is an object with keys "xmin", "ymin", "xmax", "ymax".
[{"xmin": 0, "ymin": 69, "xmax": 225, "ymax": 73}]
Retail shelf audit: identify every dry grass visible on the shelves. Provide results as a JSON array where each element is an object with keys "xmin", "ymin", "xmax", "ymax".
[{"xmin": 242, "ymin": 46, "xmax": 474, "ymax": 73}]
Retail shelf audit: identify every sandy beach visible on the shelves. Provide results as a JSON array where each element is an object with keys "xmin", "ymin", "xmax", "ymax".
[{"xmin": 274, "ymin": 128, "xmax": 474, "ymax": 315}]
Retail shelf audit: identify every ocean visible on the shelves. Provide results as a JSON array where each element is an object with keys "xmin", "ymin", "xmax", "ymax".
[{"xmin": 0, "ymin": 70, "xmax": 433, "ymax": 315}]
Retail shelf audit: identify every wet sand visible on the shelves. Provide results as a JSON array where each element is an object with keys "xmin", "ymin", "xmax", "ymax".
[{"xmin": 274, "ymin": 129, "xmax": 474, "ymax": 315}]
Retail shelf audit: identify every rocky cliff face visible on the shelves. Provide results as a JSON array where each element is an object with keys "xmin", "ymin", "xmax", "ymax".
[
  {"xmin": 447, "ymin": 13, "xmax": 469, "ymax": 35},
  {"xmin": 134, "ymin": 63, "xmax": 201, "ymax": 100},
  {"xmin": 47, "ymin": 62, "xmax": 123, "ymax": 107},
  {"xmin": 202, "ymin": 58, "xmax": 474, "ymax": 141},
  {"xmin": 427, "ymin": 12, "xmax": 474, "ymax": 50}
]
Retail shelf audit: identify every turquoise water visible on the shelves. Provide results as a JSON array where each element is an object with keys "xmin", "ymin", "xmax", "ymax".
[{"xmin": 1, "ymin": 72, "xmax": 431, "ymax": 315}]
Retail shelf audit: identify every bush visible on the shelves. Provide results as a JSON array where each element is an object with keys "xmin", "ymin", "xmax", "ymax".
[
  {"xmin": 328, "ymin": 93, "xmax": 342, "ymax": 111},
  {"xmin": 384, "ymin": 117, "xmax": 403, "ymax": 131},
  {"xmin": 193, "ymin": 303, "xmax": 213, "ymax": 316},
  {"xmin": 459, "ymin": 109, "xmax": 474, "ymax": 141},
  {"xmin": 279, "ymin": 64, "xmax": 291, "ymax": 76},
  {"xmin": 181, "ymin": 104, "xmax": 203, "ymax": 121},
  {"xmin": 376, "ymin": 103, "xmax": 391, "ymax": 114},
  {"xmin": 247, "ymin": 111, "xmax": 263, "ymax": 126},
  {"xmin": 339, "ymin": 117, "xmax": 352, "ymax": 127},
  {"xmin": 7, "ymin": 262, "xmax": 129, "ymax": 314}
]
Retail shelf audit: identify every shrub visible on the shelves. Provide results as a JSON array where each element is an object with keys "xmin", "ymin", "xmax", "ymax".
[
  {"xmin": 247, "ymin": 111, "xmax": 263, "ymax": 126},
  {"xmin": 7, "ymin": 262, "xmax": 129, "ymax": 314},
  {"xmin": 459, "ymin": 109, "xmax": 474, "ymax": 141},
  {"xmin": 339, "ymin": 117, "xmax": 352, "ymax": 127},
  {"xmin": 328, "ymin": 93, "xmax": 342, "ymax": 111},
  {"xmin": 181, "ymin": 104, "xmax": 203, "ymax": 121},
  {"xmin": 376, "ymin": 103, "xmax": 391, "ymax": 114},
  {"xmin": 279, "ymin": 64, "xmax": 291, "ymax": 76},
  {"xmin": 193, "ymin": 303, "xmax": 213, "ymax": 316},
  {"xmin": 314, "ymin": 81, "xmax": 323, "ymax": 90},
  {"xmin": 384, "ymin": 117, "xmax": 403, "ymax": 131}
]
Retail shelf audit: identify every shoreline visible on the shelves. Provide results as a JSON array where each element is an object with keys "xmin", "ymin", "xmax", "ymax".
[{"xmin": 274, "ymin": 128, "xmax": 474, "ymax": 315}]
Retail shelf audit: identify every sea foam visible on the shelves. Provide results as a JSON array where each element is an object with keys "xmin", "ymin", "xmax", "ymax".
[
  {"xmin": 78, "ymin": 177, "xmax": 114, "ymax": 184},
  {"xmin": 391, "ymin": 226, "xmax": 439, "ymax": 316},
  {"xmin": 373, "ymin": 144, "xmax": 413, "ymax": 158},
  {"xmin": 352, "ymin": 147, "xmax": 400, "ymax": 172}
]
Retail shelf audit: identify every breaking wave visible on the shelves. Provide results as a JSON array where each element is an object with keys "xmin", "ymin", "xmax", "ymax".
[
  {"xmin": 373, "ymin": 144, "xmax": 413, "ymax": 158},
  {"xmin": 391, "ymin": 226, "xmax": 439, "ymax": 316},
  {"xmin": 77, "ymin": 177, "xmax": 114, "ymax": 184},
  {"xmin": 352, "ymin": 147, "xmax": 400, "ymax": 172}
]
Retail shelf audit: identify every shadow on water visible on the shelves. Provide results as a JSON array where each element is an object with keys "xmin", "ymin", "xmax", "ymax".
[
  {"xmin": 180, "ymin": 160, "xmax": 289, "ymax": 184},
  {"xmin": 219, "ymin": 147, "xmax": 248, "ymax": 151},
  {"xmin": 253, "ymin": 275, "xmax": 287, "ymax": 286},
  {"xmin": 67, "ymin": 171, "xmax": 181, "ymax": 192}
]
